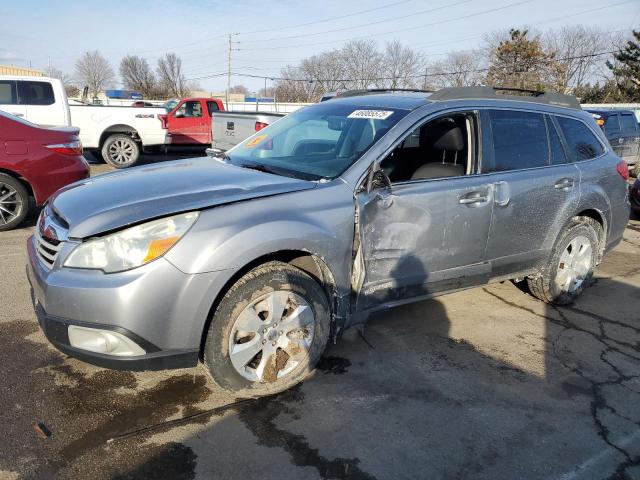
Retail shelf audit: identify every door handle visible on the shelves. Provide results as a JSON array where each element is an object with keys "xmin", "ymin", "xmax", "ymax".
[
  {"xmin": 9, "ymin": 112, "xmax": 24, "ymax": 117},
  {"xmin": 619, "ymin": 138, "xmax": 624, "ymax": 145},
  {"xmin": 459, "ymin": 191, "xmax": 488, "ymax": 205},
  {"xmin": 554, "ymin": 178, "xmax": 574, "ymax": 190}
]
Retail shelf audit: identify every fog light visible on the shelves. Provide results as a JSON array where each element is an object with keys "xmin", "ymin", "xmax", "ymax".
[{"xmin": 68, "ymin": 325, "xmax": 146, "ymax": 356}]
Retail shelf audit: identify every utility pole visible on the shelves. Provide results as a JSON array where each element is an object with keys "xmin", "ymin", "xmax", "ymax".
[{"xmin": 226, "ymin": 33, "xmax": 238, "ymax": 109}]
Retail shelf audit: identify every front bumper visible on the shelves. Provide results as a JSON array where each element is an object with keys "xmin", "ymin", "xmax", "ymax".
[{"xmin": 26, "ymin": 235, "xmax": 227, "ymax": 371}]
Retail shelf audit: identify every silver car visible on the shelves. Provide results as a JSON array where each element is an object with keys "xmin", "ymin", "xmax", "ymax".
[{"xmin": 27, "ymin": 87, "xmax": 630, "ymax": 397}]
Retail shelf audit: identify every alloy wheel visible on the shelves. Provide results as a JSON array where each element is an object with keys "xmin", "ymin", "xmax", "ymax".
[
  {"xmin": 555, "ymin": 235, "xmax": 593, "ymax": 293},
  {"xmin": 228, "ymin": 290, "xmax": 315, "ymax": 383},
  {"xmin": 107, "ymin": 138, "xmax": 136, "ymax": 165},
  {"xmin": 0, "ymin": 182, "xmax": 23, "ymax": 226}
]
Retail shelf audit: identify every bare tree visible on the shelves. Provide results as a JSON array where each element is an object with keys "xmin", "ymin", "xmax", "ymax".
[
  {"xmin": 45, "ymin": 65, "xmax": 79, "ymax": 97},
  {"xmin": 427, "ymin": 50, "xmax": 485, "ymax": 88},
  {"xmin": 229, "ymin": 85, "xmax": 249, "ymax": 95},
  {"xmin": 156, "ymin": 53, "xmax": 187, "ymax": 97},
  {"xmin": 340, "ymin": 40, "xmax": 383, "ymax": 90},
  {"xmin": 274, "ymin": 65, "xmax": 318, "ymax": 102},
  {"xmin": 376, "ymin": 41, "xmax": 424, "ymax": 89},
  {"xmin": 544, "ymin": 25, "xmax": 607, "ymax": 92},
  {"xmin": 74, "ymin": 50, "xmax": 115, "ymax": 98},
  {"xmin": 120, "ymin": 55, "xmax": 156, "ymax": 97}
]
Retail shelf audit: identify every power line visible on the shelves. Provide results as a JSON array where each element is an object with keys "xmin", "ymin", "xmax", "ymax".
[
  {"xmin": 238, "ymin": 0, "xmax": 414, "ymax": 36},
  {"xmin": 187, "ymin": 50, "xmax": 616, "ymax": 83},
  {"xmin": 238, "ymin": 0, "xmax": 473, "ymax": 44},
  {"xmin": 237, "ymin": 0, "xmax": 534, "ymax": 51}
]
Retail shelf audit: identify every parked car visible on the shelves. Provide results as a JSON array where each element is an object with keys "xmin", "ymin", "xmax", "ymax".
[
  {"xmin": 587, "ymin": 109, "xmax": 640, "ymax": 175},
  {"xmin": 159, "ymin": 97, "xmax": 226, "ymax": 146},
  {"xmin": 27, "ymin": 87, "xmax": 629, "ymax": 397},
  {"xmin": 0, "ymin": 110, "xmax": 89, "ymax": 231},
  {"xmin": 131, "ymin": 101, "xmax": 155, "ymax": 107},
  {"xmin": 210, "ymin": 111, "xmax": 285, "ymax": 151},
  {"xmin": 0, "ymin": 76, "xmax": 167, "ymax": 168}
]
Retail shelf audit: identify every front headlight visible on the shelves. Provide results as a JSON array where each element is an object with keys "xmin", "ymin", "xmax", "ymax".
[{"xmin": 64, "ymin": 212, "xmax": 199, "ymax": 273}]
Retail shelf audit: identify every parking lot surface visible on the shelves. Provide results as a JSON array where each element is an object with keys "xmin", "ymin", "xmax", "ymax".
[{"xmin": 1, "ymin": 158, "xmax": 640, "ymax": 480}]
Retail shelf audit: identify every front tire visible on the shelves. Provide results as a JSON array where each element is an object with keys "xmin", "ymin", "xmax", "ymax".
[
  {"xmin": 0, "ymin": 174, "xmax": 29, "ymax": 231},
  {"xmin": 527, "ymin": 218, "xmax": 600, "ymax": 305},
  {"xmin": 101, "ymin": 134, "xmax": 140, "ymax": 168},
  {"xmin": 204, "ymin": 261, "xmax": 330, "ymax": 397}
]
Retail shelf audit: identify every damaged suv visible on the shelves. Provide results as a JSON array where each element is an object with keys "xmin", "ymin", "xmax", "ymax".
[{"xmin": 27, "ymin": 87, "xmax": 630, "ymax": 396}]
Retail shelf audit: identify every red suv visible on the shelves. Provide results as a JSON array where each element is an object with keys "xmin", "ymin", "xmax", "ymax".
[{"xmin": 0, "ymin": 111, "xmax": 89, "ymax": 231}]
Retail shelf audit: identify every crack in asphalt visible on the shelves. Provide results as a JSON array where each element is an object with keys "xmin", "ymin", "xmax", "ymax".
[{"xmin": 482, "ymin": 287, "xmax": 640, "ymax": 479}]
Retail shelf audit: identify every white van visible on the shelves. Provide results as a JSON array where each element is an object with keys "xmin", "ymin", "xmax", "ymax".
[
  {"xmin": 0, "ymin": 76, "xmax": 71, "ymax": 126},
  {"xmin": 0, "ymin": 75, "xmax": 168, "ymax": 168}
]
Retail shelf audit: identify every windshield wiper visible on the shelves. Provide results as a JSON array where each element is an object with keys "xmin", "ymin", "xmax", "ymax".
[{"xmin": 240, "ymin": 163, "xmax": 282, "ymax": 175}]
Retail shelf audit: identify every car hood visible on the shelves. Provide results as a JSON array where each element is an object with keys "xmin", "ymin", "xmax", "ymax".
[{"xmin": 50, "ymin": 157, "xmax": 316, "ymax": 238}]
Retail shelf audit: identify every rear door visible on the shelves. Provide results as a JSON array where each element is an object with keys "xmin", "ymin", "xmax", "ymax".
[
  {"xmin": 619, "ymin": 112, "xmax": 640, "ymax": 165},
  {"xmin": 0, "ymin": 80, "xmax": 26, "ymax": 119},
  {"xmin": 481, "ymin": 109, "xmax": 580, "ymax": 278},
  {"xmin": 603, "ymin": 113, "xmax": 624, "ymax": 159},
  {"xmin": 167, "ymin": 100, "xmax": 208, "ymax": 144},
  {"xmin": 17, "ymin": 80, "xmax": 59, "ymax": 126},
  {"xmin": 205, "ymin": 100, "xmax": 221, "ymax": 143}
]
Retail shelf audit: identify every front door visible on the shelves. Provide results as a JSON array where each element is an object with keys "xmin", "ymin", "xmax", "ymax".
[
  {"xmin": 168, "ymin": 100, "xmax": 208, "ymax": 144},
  {"xmin": 354, "ymin": 111, "xmax": 493, "ymax": 312}
]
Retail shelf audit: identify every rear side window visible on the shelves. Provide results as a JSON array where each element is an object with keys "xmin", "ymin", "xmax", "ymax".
[
  {"xmin": 17, "ymin": 81, "xmax": 55, "ymax": 105},
  {"xmin": 0, "ymin": 81, "xmax": 17, "ymax": 104},
  {"xmin": 556, "ymin": 116, "xmax": 604, "ymax": 161},
  {"xmin": 620, "ymin": 113, "xmax": 638, "ymax": 132},
  {"xmin": 207, "ymin": 101, "xmax": 219, "ymax": 115},
  {"xmin": 604, "ymin": 114, "xmax": 621, "ymax": 136},
  {"xmin": 546, "ymin": 117, "xmax": 567, "ymax": 165},
  {"xmin": 486, "ymin": 110, "xmax": 548, "ymax": 172}
]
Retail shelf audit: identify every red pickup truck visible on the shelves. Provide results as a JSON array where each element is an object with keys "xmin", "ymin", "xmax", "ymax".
[{"xmin": 159, "ymin": 97, "xmax": 225, "ymax": 146}]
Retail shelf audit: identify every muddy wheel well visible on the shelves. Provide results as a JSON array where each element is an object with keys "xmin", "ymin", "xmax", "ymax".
[
  {"xmin": 198, "ymin": 250, "xmax": 337, "ymax": 359},
  {"xmin": 576, "ymin": 208, "xmax": 606, "ymax": 254}
]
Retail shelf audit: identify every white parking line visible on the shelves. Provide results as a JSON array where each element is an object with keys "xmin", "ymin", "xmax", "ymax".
[{"xmin": 556, "ymin": 430, "xmax": 640, "ymax": 480}]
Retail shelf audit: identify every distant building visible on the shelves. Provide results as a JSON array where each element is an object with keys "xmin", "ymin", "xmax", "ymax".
[{"xmin": 0, "ymin": 65, "xmax": 44, "ymax": 77}]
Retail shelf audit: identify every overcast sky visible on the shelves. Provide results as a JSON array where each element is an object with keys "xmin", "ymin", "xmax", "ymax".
[{"xmin": 1, "ymin": 0, "xmax": 638, "ymax": 93}]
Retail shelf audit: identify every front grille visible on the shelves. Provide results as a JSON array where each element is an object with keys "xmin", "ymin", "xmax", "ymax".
[{"xmin": 34, "ymin": 229, "xmax": 63, "ymax": 269}]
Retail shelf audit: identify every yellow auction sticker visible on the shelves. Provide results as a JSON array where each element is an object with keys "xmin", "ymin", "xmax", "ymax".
[{"xmin": 245, "ymin": 134, "xmax": 268, "ymax": 148}]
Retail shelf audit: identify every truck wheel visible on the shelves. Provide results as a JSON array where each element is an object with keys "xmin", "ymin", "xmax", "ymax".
[
  {"xmin": 0, "ymin": 173, "xmax": 29, "ymax": 231},
  {"xmin": 204, "ymin": 261, "xmax": 330, "ymax": 397},
  {"xmin": 101, "ymin": 134, "xmax": 140, "ymax": 168},
  {"xmin": 527, "ymin": 218, "xmax": 599, "ymax": 305}
]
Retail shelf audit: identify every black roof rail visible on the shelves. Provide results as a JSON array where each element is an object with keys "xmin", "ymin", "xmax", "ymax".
[
  {"xmin": 337, "ymin": 88, "xmax": 435, "ymax": 98},
  {"xmin": 427, "ymin": 86, "xmax": 581, "ymax": 110}
]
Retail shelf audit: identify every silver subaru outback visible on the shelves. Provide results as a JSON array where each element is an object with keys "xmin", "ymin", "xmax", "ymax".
[{"xmin": 27, "ymin": 87, "xmax": 630, "ymax": 397}]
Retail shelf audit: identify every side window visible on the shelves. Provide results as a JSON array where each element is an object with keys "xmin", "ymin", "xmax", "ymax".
[
  {"xmin": 176, "ymin": 101, "xmax": 203, "ymax": 117},
  {"xmin": 380, "ymin": 112, "xmax": 474, "ymax": 183},
  {"xmin": 207, "ymin": 101, "xmax": 219, "ymax": 115},
  {"xmin": 485, "ymin": 110, "xmax": 548, "ymax": 172},
  {"xmin": 546, "ymin": 116, "xmax": 567, "ymax": 165},
  {"xmin": 0, "ymin": 81, "xmax": 17, "ymax": 105},
  {"xmin": 604, "ymin": 114, "xmax": 621, "ymax": 136},
  {"xmin": 17, "ymin": 81, "xmax": 55, "ymax": 105},
  {"xmin": 620, "ymin": 113, "xmax": 638, "ymax": 132},
  {"xmin": 556, "ymin": 116, "xmax": 604, "ymax": 161}
]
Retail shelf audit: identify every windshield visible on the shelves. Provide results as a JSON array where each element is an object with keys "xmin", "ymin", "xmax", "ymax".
[{"xmin": 226, "ymin": 101, "xmax": 409, "ymax": 180}]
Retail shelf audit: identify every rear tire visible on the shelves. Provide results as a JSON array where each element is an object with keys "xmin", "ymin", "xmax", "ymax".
[
  {"xmin": 527, "ymin": 218, "xmax": 600, "ymax": 305},
  {"xmin": 101, "ymin": 134, "xmax": 140, "ymax": 168},
  {"xmin": 203, "ymin": 261, "xmax": 330, "ymax": 397},
  {"xmin": 0, "ymin": 173, "xmax": 29, "ymax": 231}
]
